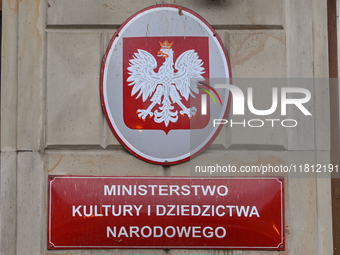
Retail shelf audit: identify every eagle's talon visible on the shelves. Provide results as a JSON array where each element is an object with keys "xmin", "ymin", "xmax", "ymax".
[
  {"xmin": 137, "ymin": 109, "xmax": 153, "ymax": 119},
  {"xmin": 179, "ymin": 106, "xmax": 197, "ymax": 118}
]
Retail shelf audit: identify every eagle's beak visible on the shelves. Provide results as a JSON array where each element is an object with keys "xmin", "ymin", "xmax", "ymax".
[{"xmin": 157, "ymin": 51, "xmax": 168, "ymax": 58}]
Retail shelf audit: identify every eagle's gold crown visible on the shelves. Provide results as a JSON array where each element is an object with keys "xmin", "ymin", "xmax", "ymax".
[{"xmin": 159, "ymin": 40, "xmax": 173, "ymax": 49}]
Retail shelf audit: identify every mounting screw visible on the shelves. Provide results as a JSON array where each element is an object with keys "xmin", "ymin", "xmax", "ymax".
[
  {"xmin": 50, "ymin": 177, "xmax": 53, "ymax": 180},
  {"xmin": 165, "ymin": 160, "xmax": 168, "ymax": 164},
  {"xmin": 49, "ymin": 244, "xmax": 52, "ymax": 248},
  {"xmin": 116, "ymin": 34, "xmax": 119, "ymax": 37},
  {"xmin": 279, "ymin": 177, "xmax": 282, "ymax": 180},
  {"xmin": 280, "ymin": 245, "xmax": 283, "ymax": 249}
]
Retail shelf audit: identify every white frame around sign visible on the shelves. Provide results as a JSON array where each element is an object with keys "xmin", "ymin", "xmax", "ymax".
[{"xmin": 101, "ymin": 5, "xmax": 231, "ymax": 165}]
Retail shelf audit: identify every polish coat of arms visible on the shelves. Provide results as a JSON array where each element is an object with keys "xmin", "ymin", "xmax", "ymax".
[
  {"xmin": 102, "ymin": 6, "xmax": 231, "ymax": 165},
  {"xmin": 123, "ymin": 36, "xmax": 210, "ymax": 133}
]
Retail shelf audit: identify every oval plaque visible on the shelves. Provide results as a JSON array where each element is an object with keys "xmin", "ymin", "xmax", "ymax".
[{"xmin": 101, "ymin": 5, "xmax": 231, "ymax": 165}]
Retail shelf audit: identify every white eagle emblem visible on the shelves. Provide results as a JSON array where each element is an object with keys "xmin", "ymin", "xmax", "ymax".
[{"xmin": 127, "ymin": 40, "xmax": 205, "ymax": 127}]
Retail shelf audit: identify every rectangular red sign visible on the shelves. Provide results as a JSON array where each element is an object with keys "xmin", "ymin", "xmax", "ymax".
[{"xmin": 48, "ymin": 176, "xmax": 284, "ymax": 250}]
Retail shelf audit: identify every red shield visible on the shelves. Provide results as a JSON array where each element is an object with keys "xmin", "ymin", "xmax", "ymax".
[{"xmin": 123, "ymin": 36, "xmax": 210, "ymax": 134}]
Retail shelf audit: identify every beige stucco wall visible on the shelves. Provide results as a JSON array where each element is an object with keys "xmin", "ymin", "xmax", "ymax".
[{"xmin": 0, "ymin": 0, "xmax": 334, "ymax": 254}]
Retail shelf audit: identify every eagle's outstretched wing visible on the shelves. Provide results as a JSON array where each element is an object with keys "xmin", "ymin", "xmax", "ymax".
[
  {"xmin": 173, "ymin": 50, "xmax": 205, "ymax": 100},
  {"xmin": 127, "ymin": 49, "xmax": 160, "ymax": 102}
]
